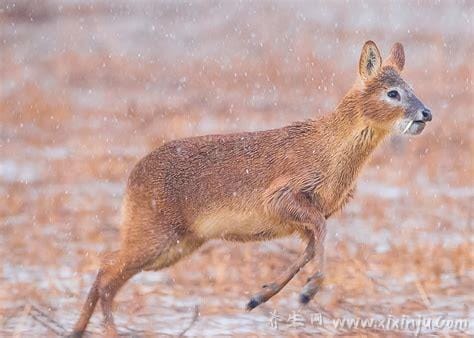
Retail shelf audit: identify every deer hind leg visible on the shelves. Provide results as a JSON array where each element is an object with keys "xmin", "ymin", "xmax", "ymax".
[
  {"xmin": 98, "ymin": 252, "xmax": 142, "ymax": 337},
  {"xmin": 71, "ymin": 227, "xmax": 202, "ymax": 337},
  {"xmin": 71, "ymin": 250, "xmax": 145, "ymax": 337},
  {"xmin": 71, "ymin": 268, "xmax": 102, "ymax": 337},
  {"xmin": 96, "ymin": 240, "xmax": 203, "ymax": 337},
  {"xmin": 246, "ymin": 229, "xmax": 316, "ymax": 310}
]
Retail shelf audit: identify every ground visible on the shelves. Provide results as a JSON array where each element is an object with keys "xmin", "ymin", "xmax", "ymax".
[{"xmin": 0, "ymin": 0, "xmax": 473, "ymax": 336}]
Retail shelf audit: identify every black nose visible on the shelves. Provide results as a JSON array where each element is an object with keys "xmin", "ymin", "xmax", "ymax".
[{"xmin": 421, "ymin": 108, "xmax": 432, "ymax": 122}]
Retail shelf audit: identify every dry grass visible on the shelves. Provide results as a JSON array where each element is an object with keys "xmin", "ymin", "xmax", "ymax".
[{"xmin": 0, "ymin": 0, "xmax": 472, "ymax": 336}]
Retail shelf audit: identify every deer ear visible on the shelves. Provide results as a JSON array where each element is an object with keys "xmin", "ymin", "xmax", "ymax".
[
  {"xmin": 386, "ymin": 42, "xmax": 405, "ymax": 72},
  {"xmin": 358, "ymin": 41, "xmax": 382, "ymax": 81}
]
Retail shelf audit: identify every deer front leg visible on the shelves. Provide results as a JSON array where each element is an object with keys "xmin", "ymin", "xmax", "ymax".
[
  {"xmin": 246, "ymin": 229, "xmax": 317, "ymax": 310},
  {"xmin": 299, "ymin": 227, "xmax": 326, "ymax": 304},
  {"xmin": 246, "ymin": 185, "xmax": 326, "ymax": 311}
]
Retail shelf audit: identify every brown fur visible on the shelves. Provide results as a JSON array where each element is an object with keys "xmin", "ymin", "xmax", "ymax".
[{"xmin": 71, "ymin": 41, "xmax": 428, "ymax": 337}]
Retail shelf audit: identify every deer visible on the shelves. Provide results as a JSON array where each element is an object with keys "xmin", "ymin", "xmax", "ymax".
[{"xmin": 71, "ymin": 41, "xmax": 432, "ymax": 337}]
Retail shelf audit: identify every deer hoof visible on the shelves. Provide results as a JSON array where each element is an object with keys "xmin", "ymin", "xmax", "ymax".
[
  {"xmin": 246, "ymin": 296, "xmax": 263, "ymax": 311},
  {"xmin": 299, "ymin": 272, "xmax": 324, "ymax": 304},
  {"xmin": 246, "ymin": 298, "xmax": 260, "ymax": 311},
  {"xmin": 299, "ymin": 286, "xmax": 320, "ymax": 305},
  {"xmin": 299, "ymin": 293, "xmax": 311, "ymax": 304}
]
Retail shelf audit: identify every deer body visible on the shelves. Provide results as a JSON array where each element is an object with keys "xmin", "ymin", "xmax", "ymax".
[
  {"xmin": 72, "ymin": 41, "xmax": 431, "ymax": 337},
  {"xmin": 125, "ymin": 110, "xmax": 379, "ymax": 247}
]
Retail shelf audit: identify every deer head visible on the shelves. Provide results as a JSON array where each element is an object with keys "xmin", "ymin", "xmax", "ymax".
[{"xmin": 357, "ymin": 41, "xmax": 432, "ymax": 135}]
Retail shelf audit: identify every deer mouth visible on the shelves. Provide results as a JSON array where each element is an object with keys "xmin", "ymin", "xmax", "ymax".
[{"xmin": 403, "ymin": 120, "xmax": 426, "ymax": 135}]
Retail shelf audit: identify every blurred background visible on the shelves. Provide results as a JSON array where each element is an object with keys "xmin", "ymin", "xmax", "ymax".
[{"xmin": 0, "ymin": 0, "xmax": 472, "ymax": 335}]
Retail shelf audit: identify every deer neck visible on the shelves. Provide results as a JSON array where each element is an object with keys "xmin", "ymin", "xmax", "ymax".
[
  {"xmin": 332, "ymin": 91, "xmax": 387, "ymax": 164},
  {"xmin": 317, "ymin": 93, "xmax": 389, "ymax": 209}
]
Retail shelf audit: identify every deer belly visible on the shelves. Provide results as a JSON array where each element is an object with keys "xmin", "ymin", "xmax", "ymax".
[{"xmin": 192, "ymin": 208, "xmax": 293, "ymax": 241}]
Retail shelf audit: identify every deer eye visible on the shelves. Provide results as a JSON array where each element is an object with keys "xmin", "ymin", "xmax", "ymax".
[{"xmin": 387, "ymin": 90, "xmax": 400, "ymax": 100}]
